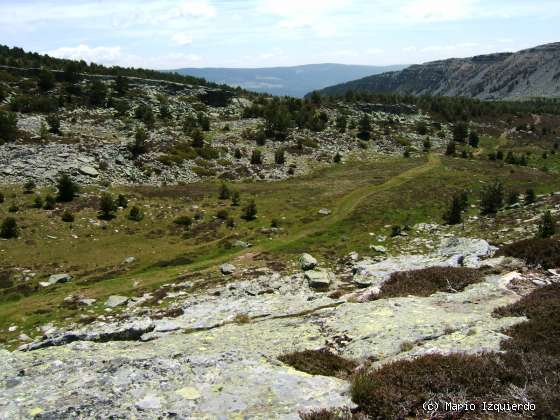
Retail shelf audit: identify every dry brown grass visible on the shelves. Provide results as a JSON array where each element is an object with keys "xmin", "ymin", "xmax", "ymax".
[
  {"xmin": 279, "ymin": 348, "xmax": 358, "ymax": 380},
  {"xmin": 377, "ymin": 267, "xmax": 482, "ymax": 299}
]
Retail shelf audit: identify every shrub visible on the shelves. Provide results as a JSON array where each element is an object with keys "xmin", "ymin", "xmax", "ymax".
[
  {"xmin": 250, "ymin": 149, "xmax": 263, "ymax": 165},
  {"xmin": 525, "ymin": 188, "xmax": 536, "ymax": 204},
  {"xmin": 98, "ymin": 193, "xmax": 116, "ymax": 220},
  {"xmin": 56, "ymin": 173, "xmax": 79, "ymax": 202},
  {"xmin": 279, "ymin": 349, "xmax": 358, "ymax": 380},
  {"xmin": 8, "ymin": 204, "xmax": 19, "ymax": 213},
  {"xmin": 130, "ymin": 127, "xmax": 148, "ymax": 157},
  {"xmin": 216, "ymin": 209, "xmax": 229, "ymax": 220},
  {"xmin": 497, "ymin": 238, "xmax": 560, "ymax": 268},
  {"xmin": 134, "ymin": 104, "xmax": 155, "ymax": 128},
  {"xmin": 333, "ymin": 152, "xmax": 342, "ymax": 163},
  {"xmin": 61, "ymin": 210, "xmax": 75, "ymax": 223},
  {"xmin": 231, "ymin": 191, "xmax": 240, "ymax": 207},
  {"xmin": 0, "ymin": 192, "xmax": 3, "ymax": 203},
  {"xmin": 128, "ymin": 206, "xmax": 144, "ymax": 221},
  {"xmin": 43, "ymin": 194, "xmax": 56, "ymax": 210},
  {"xmin": 507, "ymin": 191, "xmax": 519, "ymax": 205},
  {"xmin": 479, "ymin": 181, "xmax": 504, "ymax": 215},
  {"xmin": 0, "ymin": 111, "xmax": 17, "ymax": 144},
  {"xmin": 0, "ymin": 217, "xmax": 18, "ymax": 239},
  {"xmin": 219, "ymin": 183, "xmax": 231, "ymax": 200},
  {"xmin": 350, "ymin": 353, "xmax": 512, "ymax": 419},
  {"xmin": 443, "ymin": 195, "xmax": 463, "ymax": 225},
  {"xmin": 46, "ymin": 114, "xmax": 61, "ymax": 134},
  {"xmin": 37, "ymin": 69, "xmax": 56, "ymax": 91},
  {"xmin": 377, "ymin": 267, "xmax": 482, "ymax": 299},
  {"xmin": 191, "ymin": 128, "xmax": 205, "ymax": 148},
  {"xmin": 174, "ymin": 215, "xmax": 193, "ymax": 227},
  {"xmin": 390, "ymin": 225, "xmax": 401, "ymax": 237},
  {"xmin": 116, "ymin": 194, "xmax": 128, "ymax": 209},
  {"xmin": 226, "ymin": 217, "xmax": 235, "ymax": 228},
  {"xmin": 275, "ymin": 148, "xmax": 286, "ymax": 165},
  {"xmin": 242, "ymin": 200, "xmax": 257, "ymax": 221},
  {"xmin": 468, "ymin": 131, "xmax": 479, "ymax": 148},
  {"xmin": 197, "ymin": 112, "xmax": 210, "ymax": 131},
  {"xmin": 445, "ymin": 141, "xmax": 456, "ymax": 155},
  {"xmin": 538, "ymin": 210, "xmax": 556, "ymax": 239},
  {"xmin": 234, "ymin": 148, "xmax": 242, "ymax": 159},
  {"xmin": 271, "ymin": 218, "xmax": 280, "ymax": 228},
  {"xmin": 23, "ymin": 180, "xmax": 35, "ymax": 194},
  {"xmin": 33, "ymin": 195, "xmax": 43, "ymax": 208}
]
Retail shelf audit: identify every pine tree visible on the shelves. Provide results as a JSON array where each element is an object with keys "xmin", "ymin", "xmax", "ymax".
[
  {"xmin": 537, "ymin": 210, "xmax": 556, "ymax": 239},
  {"xmin": 274, "ymin": 148, "xmax": 285, "ymax": 165},
  {"xmin": 0, "ymin": 217, "xmax": 18, "ymax": 239},
  {"xmin": 231, "ymin": 191, "xmax": 240, "ymax": 207},
  {"xmin": 98, "ymin": 193, "xmax": 116, "ymax": 220},
  {"xmin": 128, "ymin": 206, "xmax": 144, "ymax": 221},
  {"xmin": 250, "ymin": 149, "xmax": 263, "ymax": 165},
  {"xmin": 445, "ymin": 141, "xmax": 456, "ymax": 156},
  {"xmin": 453, "ymin": 122, "xmax": 468, "ymax": 143},
  {"xmin": 443, "ymin": 195, "xmax": 463, "ymax": 225},
  {"xmin": 191, "ymin": 128, "xmax": 205, "ymax": 148},
  {"xmin": 242, "ymin": 200, "xmax": 257, "ymax": 221},
  {"xmin": 468, "ymin": 131, "xmax": 479, "ymax": 148},
  {"xmin": 56, "ymin": 174, "xmax": 79, "ymax": 202},
  {"xmin": 525, "ymin": 189, "xmax": 536, "ymax": 205},
  {"xmin": 219, "ymin": 183, "xmax": 231, "ymax": 200},
  {"xmin": 480, "ymin": 181, "xmax": 504, "ymax": 215}
]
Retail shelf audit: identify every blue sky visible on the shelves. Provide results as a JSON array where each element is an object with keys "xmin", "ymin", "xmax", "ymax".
[{"xmin": 1, "ymin": 0, "xmax": 559, "ymax": 69}]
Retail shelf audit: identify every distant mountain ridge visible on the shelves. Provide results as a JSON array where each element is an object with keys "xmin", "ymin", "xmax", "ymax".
[
  {"xmin": 317, "ymin": 42, "xmax": 560, "ymax": 100},
  {"xmin": 173, "ymin": 64, "xmax": 408, "ymax": 97}
]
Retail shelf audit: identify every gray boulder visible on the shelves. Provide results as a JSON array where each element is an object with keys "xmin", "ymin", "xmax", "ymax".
[
  {"xmin": 47, "ymin": 273, "xmax": 72, "ymax": 285},
  {"xmin": 79, "ymin": 166, "xmax": 99, "ymax": 177},
  {"xmin": 105, "ymin": 295, "xmax": 129, "ymax": 308},
  {"xmin": 299, "ymin": 253, "xmax": 318, "ymax": 271},
  {"xmin": 305, "ymin": 269, "xmax": 335, "ymax": 289},
  {"xmin": 220, "ymin": 263, "xmax": 236, "ymax": 275}
]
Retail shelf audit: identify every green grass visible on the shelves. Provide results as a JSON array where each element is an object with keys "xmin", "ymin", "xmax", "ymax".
[{"xmin": 1, "ymin": 152, "xmax": 560, "ymax": 346}]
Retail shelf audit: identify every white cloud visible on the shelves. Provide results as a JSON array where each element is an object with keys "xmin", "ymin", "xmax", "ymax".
[
  {"xmin": 47, "ymin": 44, "xmax": 123, "ymax": 64},
  {"xmin": 46, "ymin": 44, "xmax": 202, "ymax": 69},
  {"xmin": 171, "ymin": 33, "xmax": 194, "ymax": 46},
  {"xmin": 175, "ymin": 0, "xmax": 216, "ymax": 18},
  {"xmin": 257, "ymin": 0, "xmax": 345, "ymax": 37},
  {"xmin": 399, "ymin": 0, "xmax": 478, "ymax": 23}
]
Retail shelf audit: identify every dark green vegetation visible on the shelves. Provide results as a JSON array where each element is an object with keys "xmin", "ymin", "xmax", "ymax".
[
  {"xmin": 0, "ymin": 44, "xmax": 218, "ymax": 88},
  {"xmin": 376, "ymin": 267, "xmax": 482, "ymax": 299},
  {"xmin": 279, "ymin": 349, "xmax": 358, "ymax": 380}
]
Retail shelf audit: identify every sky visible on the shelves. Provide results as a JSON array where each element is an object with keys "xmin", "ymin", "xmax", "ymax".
[{"xmin": 1, "ymin": 0, "xmax": 559, "ymax": 69}]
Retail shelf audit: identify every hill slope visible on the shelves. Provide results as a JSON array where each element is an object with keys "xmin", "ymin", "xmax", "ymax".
[
  {"xmin": 173, "ymin": 64, "xmax": 407, "ymax": 97},
  {"xmin": 318, "ymin": 43, "xmax": 560, "ymax": 100}
]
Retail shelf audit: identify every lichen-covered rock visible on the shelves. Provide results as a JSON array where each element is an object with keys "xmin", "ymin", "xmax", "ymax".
[
  {"xmin": 299, "ymin": 253, "xmax": 318, "ymax": 271},
  {"xmin": 305, "ymin": 269, "xmax": 335, "ymax": 289}
]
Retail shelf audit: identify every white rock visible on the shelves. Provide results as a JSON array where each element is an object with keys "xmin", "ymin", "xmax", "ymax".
[
  {"xmin": 305, "ymin": 269, "xmax": 335, "ymax": 289},
  {"xmin": 79, "ymin": 166, "xmax": 99, "ymax": 177},
  {"xmin": 48, "ymin": 274, "xmax": 72, "ymax": 285},
  {"xmin": 220, "ymin": 263, "xmax": 236, "ymax": 275},
  {"xmin": 105, "ymin": 295, "xmax": 129, "ymax": 308},
  {"xmin": 299, "ymin": 253, "xmax": 318, "ymax": 271},
  {"xmin": 135, "ymin": 394, "xmax": 162, "ymax": 410}
]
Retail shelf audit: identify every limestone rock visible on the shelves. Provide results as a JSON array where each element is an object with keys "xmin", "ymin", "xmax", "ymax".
[
  {"xmin": 47, "ymin": 274, "xmax": 72, "ymax": 286},
  {"xmin": 220, "ymin": 263, "xmax": 236, "ymax": 275},
  {"xmin": 305, "ymin": 269, "xmax": 335, "ymax": 289},
  {"xmin": 105, "ymin": 295, "xmax": 129, "ymax": 308},
  {"xmin": 299, "ymin": 253, "xmax": 318, "ymax": 271},
  {"xmin": 79, "ymin": 166, "xmax": 99, "ymax": 177}
]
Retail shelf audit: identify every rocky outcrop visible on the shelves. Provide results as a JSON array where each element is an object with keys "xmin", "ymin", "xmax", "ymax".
[{"xmin": 319, "ymin": 42, "xmax": 560, "ymax": 100}]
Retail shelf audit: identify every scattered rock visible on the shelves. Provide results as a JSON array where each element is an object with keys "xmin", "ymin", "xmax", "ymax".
[
  {"xmin": 135, "ymin": 394, "xmax": 162, "ymax": 410},
  {"xmin": 105, "ymin": 295, "xmax": 129, "ymax": 308},
  {"xmin": 220, "ymin": 263, "xmax": 236, "ymax": 275},
  {"xmin": 305, "ymin": 269, "xmax": 335, "ymax": 289},
  {"xmin": 47, "ymin": 273, "xmax": 72, "ymax": 285},
  {"xmin": 299, "ymin": 253, "xmax": 318, "ymax": 271},
  {"xmin": 318, "ymin": 208, "xmax": 332, "ymax": 215},
  {"xmin": 370, "ymin": 245, "xmax": 387, "ymax": 254},
  {"xmin": 79, "ymin": 166, "xmax": 99, "ymax": 177},
  {"xmin": 123, "ymin": 256, "xmax": 136, "ymax": 264}
]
